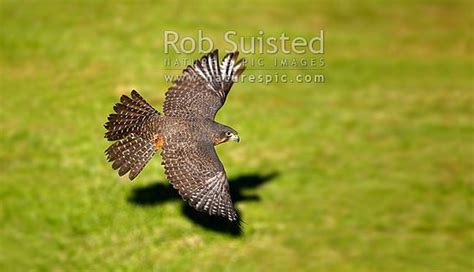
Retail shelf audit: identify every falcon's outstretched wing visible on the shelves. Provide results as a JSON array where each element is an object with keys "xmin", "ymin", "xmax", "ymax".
[
  {"xmin": 163, "ymin": 50, "xmax": 245, "ymax": 119},
  {"xmin": 161, "ymin": 138, "xmax": 238, "ymax": 221}
]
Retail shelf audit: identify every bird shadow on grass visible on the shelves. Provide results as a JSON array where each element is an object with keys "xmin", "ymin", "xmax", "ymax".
[{"xmin": 127, "ymin": 172, "xmax": 278, "ymax": 236}]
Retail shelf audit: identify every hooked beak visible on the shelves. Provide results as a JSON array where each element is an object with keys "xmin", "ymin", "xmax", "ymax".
[{"xmin": 229, "ymin": 134, "xmax": 240, "ymax": 143}]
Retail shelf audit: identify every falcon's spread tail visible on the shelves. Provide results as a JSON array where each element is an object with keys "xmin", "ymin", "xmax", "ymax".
[{"xmin": 104, "ymin": 90, "xmax": 160, "ymax": 180}]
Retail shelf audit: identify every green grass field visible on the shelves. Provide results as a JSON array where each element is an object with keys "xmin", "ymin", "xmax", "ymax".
[{"xmin": 1, "ymin": 0, "xmax": 473, "ymax": 271}]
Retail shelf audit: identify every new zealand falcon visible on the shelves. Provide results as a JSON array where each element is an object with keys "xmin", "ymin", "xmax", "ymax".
[{"xmin": 104, "ymin": 50, "xmax": 246, "ymax": 222}]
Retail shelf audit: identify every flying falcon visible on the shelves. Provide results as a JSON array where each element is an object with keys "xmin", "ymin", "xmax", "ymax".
[{"xmin": 104, "ymin": 50, "xmax": 246, "ymax": 222}]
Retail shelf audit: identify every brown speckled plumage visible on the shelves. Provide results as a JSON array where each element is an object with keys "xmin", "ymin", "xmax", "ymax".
[{"xmin": 104, "ymin": 50, "xmax": 245, "ymax": 221}]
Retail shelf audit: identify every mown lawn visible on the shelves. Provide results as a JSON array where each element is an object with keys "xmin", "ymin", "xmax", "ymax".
[{"xmin": 1, "ymin": 0, "xmax": 472, "ymax": 271}]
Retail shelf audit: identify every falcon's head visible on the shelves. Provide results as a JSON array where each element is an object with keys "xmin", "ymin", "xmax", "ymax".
[{"xmin": 213, "ymin": 126, "xmax": 240, "ymax": 145}]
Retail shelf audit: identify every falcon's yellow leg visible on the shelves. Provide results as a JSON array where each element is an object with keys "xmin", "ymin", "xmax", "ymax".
[{"xmin": 154, "ymin": 136, "xmax": 164, "ymax": 149}]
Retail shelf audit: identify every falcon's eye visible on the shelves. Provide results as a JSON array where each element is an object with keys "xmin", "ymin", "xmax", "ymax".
[{"xmin": 225, "ymin": 131, "xmax": 233, "ymax": 137}]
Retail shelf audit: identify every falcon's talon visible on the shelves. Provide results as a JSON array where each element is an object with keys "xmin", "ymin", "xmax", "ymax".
[{"xmin": 104, "ymin": 49, "xmax": 246, "ymax": 222}]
